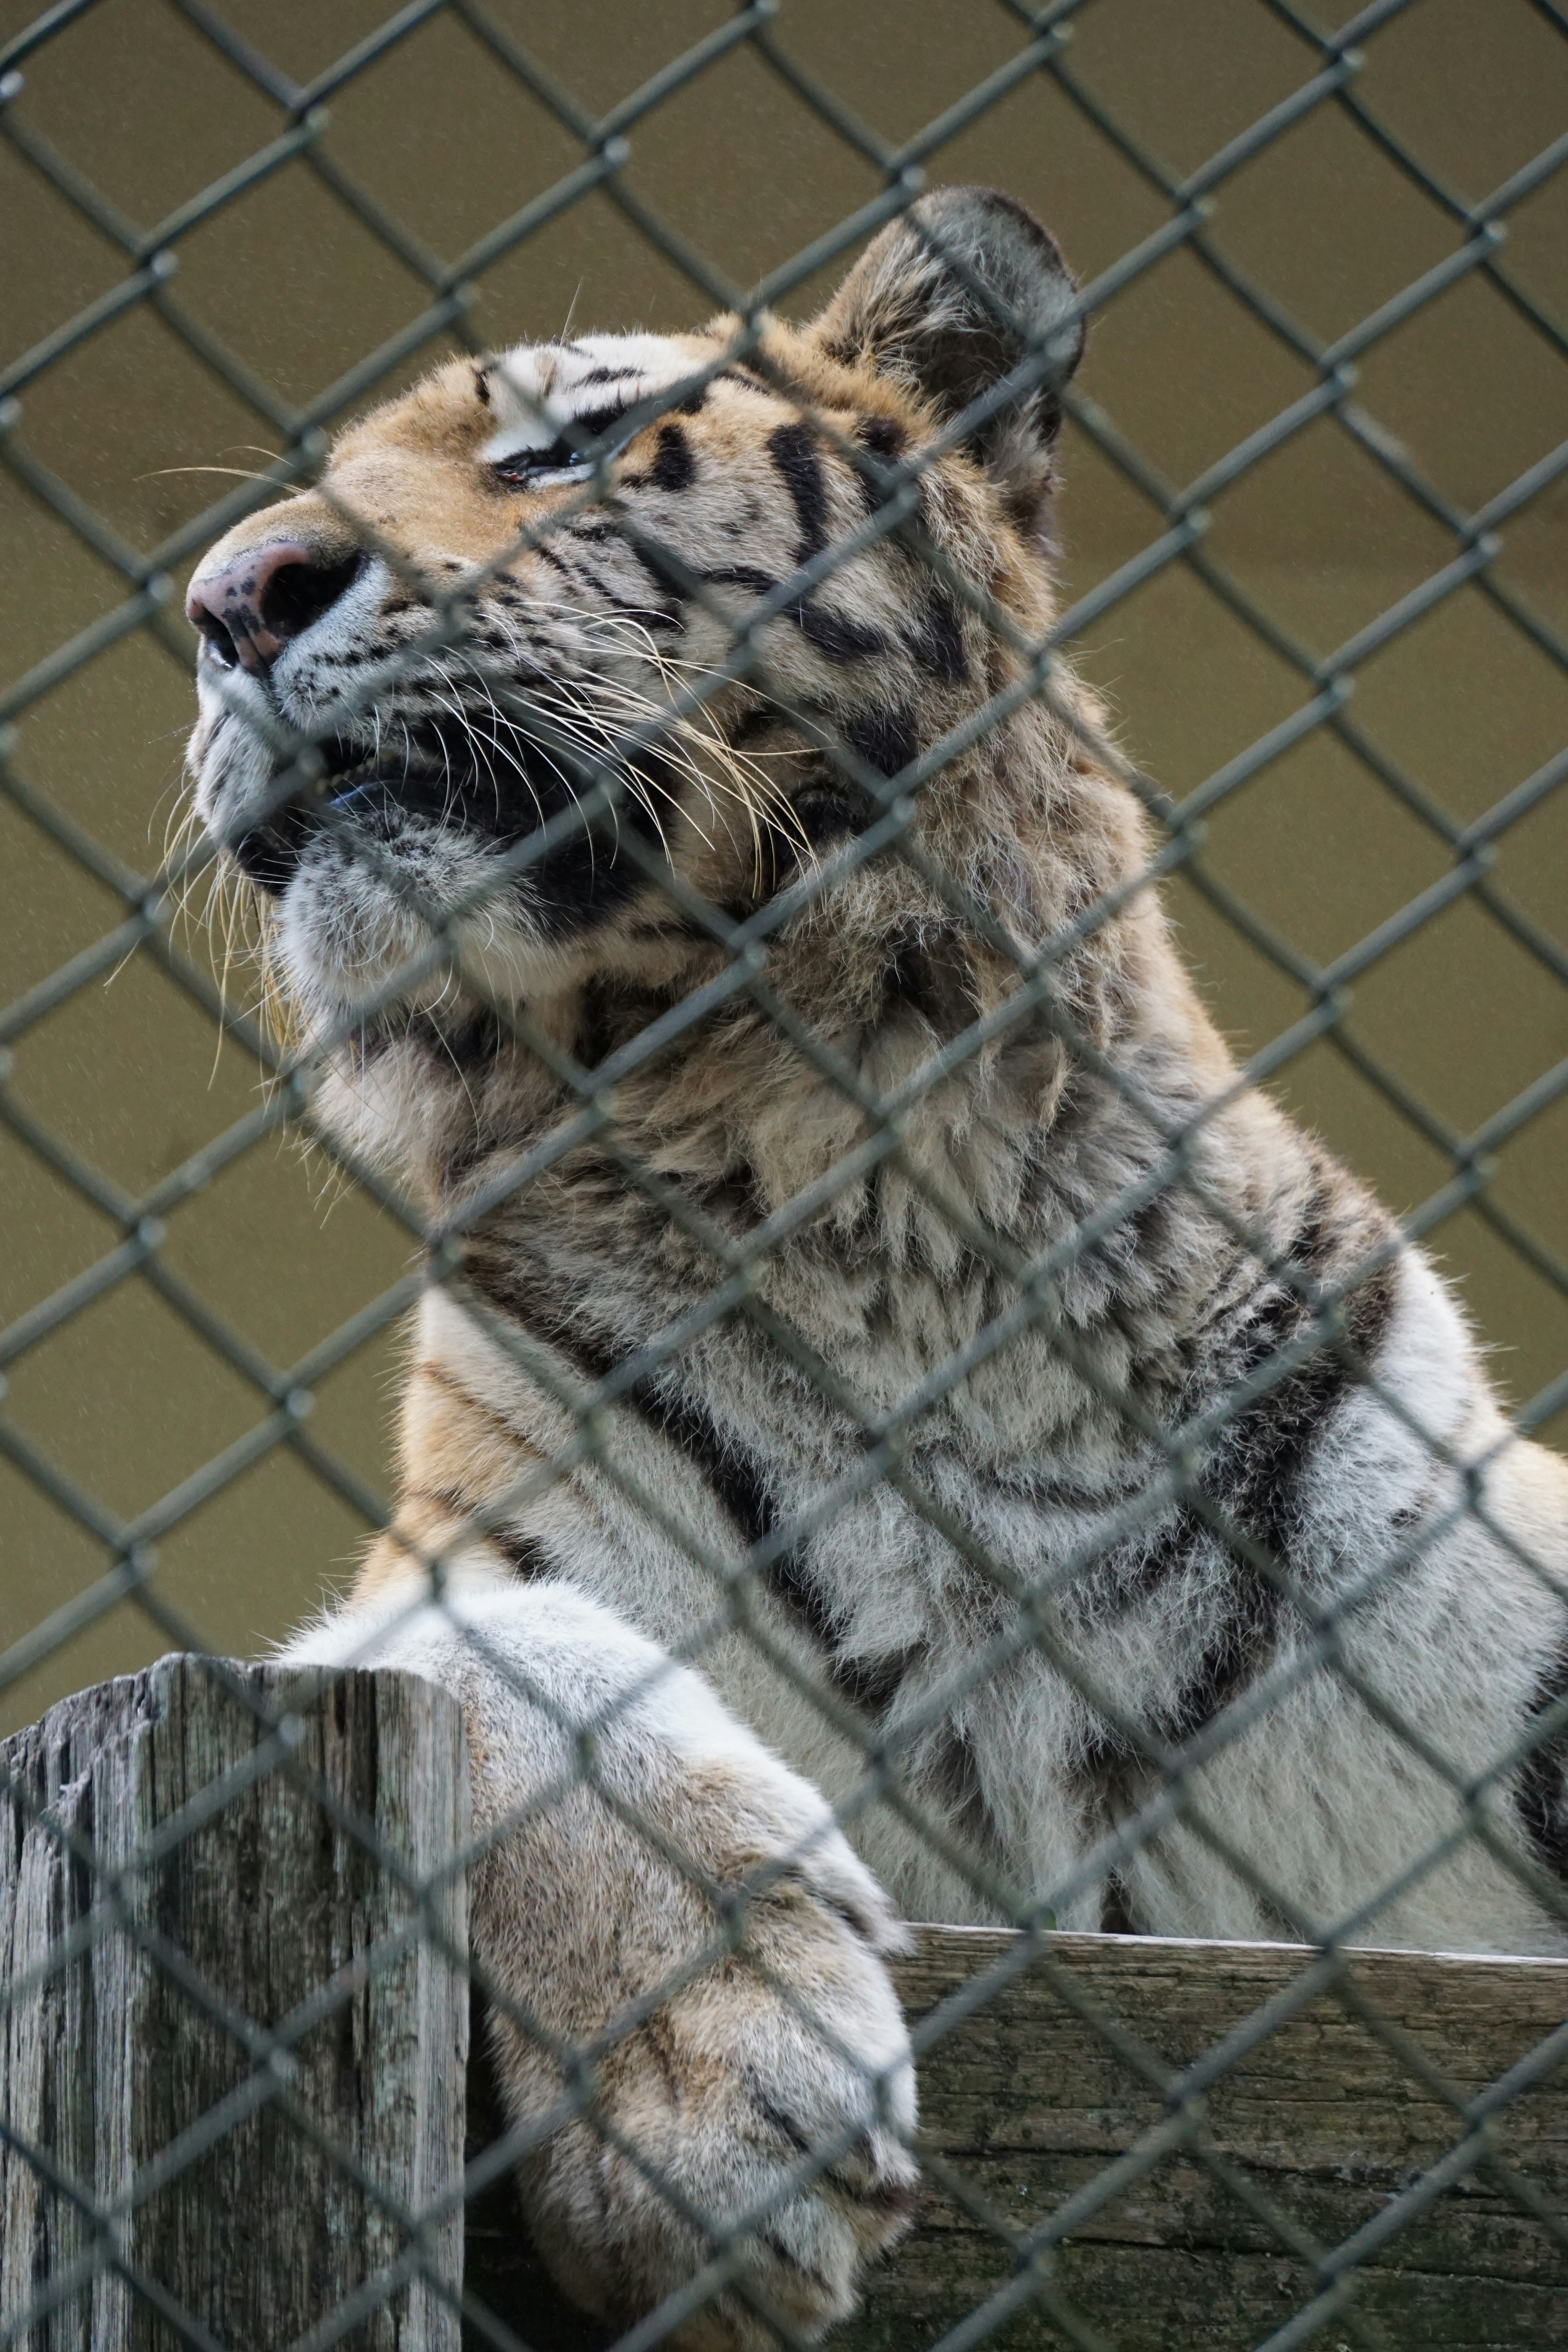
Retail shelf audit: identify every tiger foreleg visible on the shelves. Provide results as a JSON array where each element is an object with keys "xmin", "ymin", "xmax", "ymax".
[{"xmin": 279, "ymin": 1558, "xmax": 918, "ymax": 2348}]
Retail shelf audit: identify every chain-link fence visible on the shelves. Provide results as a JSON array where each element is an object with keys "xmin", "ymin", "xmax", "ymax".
[{"xmin": 2, "ymin": 1, "xmax": 1568, "ymax": 2347}]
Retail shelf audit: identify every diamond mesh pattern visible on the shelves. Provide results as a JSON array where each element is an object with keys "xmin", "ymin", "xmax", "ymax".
[{"xmin": 1, "ymin": 3, "xmax": 1566, "ymax": 2348}]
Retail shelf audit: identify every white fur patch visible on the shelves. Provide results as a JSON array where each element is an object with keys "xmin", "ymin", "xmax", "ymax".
[
  {"xmin": 277, "ymin": 1560, "xmax": 904, "ymax": 1949},
  {"xmin": 482, "ymin": 334, "xmax": 697, "ymax": 467}
]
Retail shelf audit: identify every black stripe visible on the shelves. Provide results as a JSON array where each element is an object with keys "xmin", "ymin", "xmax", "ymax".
[
  {"xmin": 856, "ymin": 416, "xmax": 905, "ymax": 457},
  {"xmin": 843, "ymin": 704, "xmax": 916, "ymax": 779},
  {"xmin": 699, "ymin": 566, "xmax": 886, "ymax": 666},
  {"xmin": 530, "ymin": 741, "xmax": 679, "ymax": 937},
  {"xmin": 573, "ymin": 975, "xmax": 619, "ymax": 1076},
  {"xmin": 606, "ymin": 594, "xmax": 682, "ymax": 634},
  {"xmin": 1146, "ymin": 1193, "xmax": 1397, "ymax": 1577},
  {"xmin": 528, "ymin": 824, "xmax": 651, "ymax": 938},
  {"xmin": 1100, "ymin": 1873, "xmax": 1138, "ymax": 1933},
  {"xmin": 1219, "ymin": 1232, "xmax": 1398, "ymax": 1566},
  {"xmin": 402, "ymin": 1009, "xmax": 503, "ymax": 1068},
  {"xmin": 571, "ymin": 403, "xmax": 632, "ymax": 445},
  {"xmin": 401, "ymin": 1471, "xmax": 548, "ymax": 1583},
  {"xmin": 613, "ymin": 532, "xmax": 697, "ymax": 607},
  {"xmin": 458, "ymin": 1259, "xmax": 901, "ymax": 1714},
  {"xmin": 856, "ymin": 413, "xmax": 905, "ymax": 460},
  {"xmin": 1072, "ymin": 1566, "xmax": 1276, "ymax": 1788},
  {"xmin": 335, "ymin": 703, "xmax": 667, "ymax": 931},
  {"xmin": 787, "ymin": 776, "xmax": 877, "ymax": 852},
  {"xmin": 909, "ymin": 590, "xmax": 966, "ymax": 684},
  {"xmin": 768, "ymin": 421, "xmax": 829, "ymax": 561},
  {"xmin": 1517, "ymin": 1643, "xmax": 1568, "ymax": 1878},
  {"xmin": 648, "ymin": 421, "xmax": 695, "ymax": 492},
  {"xmin": 689, "ymin": 1155, "xmax": 768, "ymax": 1231},
  {"xmin": 626, "ymin": 1380, "xmax": 913, "ymax": 1715},
  {"xmin": 854, "ymin": 414, "xmax": 908, "ymax": 517},
  {"xmin": 924, "ymin": 1722, "xmax": 1004, "ymax": 1858},
  {"xmin": 796, "ymin": 603, "xmax": 886, "ymax": 665},
  {"xmin": 702, "ymin": 564, "xmax": 779, "ymax": 597},
  {"xmin": 882, "ymin": 924, "xmax": 973, "ymax": 1029},
  {"xmin": 726, "ymin": 699, "xmax": 788, "ymax": 748},
  {"xmin": 1076, "ymin": 1196, "xmax": 1399, "ymax": 1775},
  {"xmin": 1162, "ymin": 1585, "xmax": 1276, "ymax": 1745},
  {"xmin": 493, "ymin": 1530, "xmax": 549, "ymax": 1578}
]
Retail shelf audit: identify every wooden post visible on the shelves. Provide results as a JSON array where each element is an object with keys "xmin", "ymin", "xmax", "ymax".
[
  {"xmin": 0, "ymin": 1658, "xmax": 468, "ymax": 2351},
  {"xmin": 4, "ymin": 1663, "xmax": 1566, "ymax": 2350}
]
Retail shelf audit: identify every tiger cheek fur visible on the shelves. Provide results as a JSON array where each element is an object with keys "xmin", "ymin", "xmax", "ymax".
[{"xmin": 189, "ymin": 187, "xmax": 1568, "ymax": 2340}]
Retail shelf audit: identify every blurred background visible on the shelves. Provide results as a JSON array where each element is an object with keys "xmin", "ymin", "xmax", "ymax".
[{"xmin": 2, "ymin": 0, "xmax": 1565, "ymax": 1733}]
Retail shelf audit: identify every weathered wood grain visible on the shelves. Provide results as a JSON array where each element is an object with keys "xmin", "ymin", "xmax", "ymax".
[
  {"xmin": 0, "ymin": 1659, "xmax": 468, "ymax": 2351},
  {"xmin": 836, "ymin": 1926, "xmax": 1568, "ymax": 2352},
  {"xmin": 4, "ymin": 1666, "xmax": 1563, "ymax": 2351}
]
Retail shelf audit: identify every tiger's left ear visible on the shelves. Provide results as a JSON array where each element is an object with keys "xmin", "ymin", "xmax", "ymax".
[{"xmin": 812, "ymin": 186, "xmax": 1084, "ymax": 532}]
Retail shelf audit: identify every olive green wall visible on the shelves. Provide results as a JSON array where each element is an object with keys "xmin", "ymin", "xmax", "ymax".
[{"xmin": 2, "ymin": 0, "xmax": 1565, "ymax": 1729}]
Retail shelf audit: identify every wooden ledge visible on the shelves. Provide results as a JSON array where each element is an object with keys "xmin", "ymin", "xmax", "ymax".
[{"xmin": 850, "ymin": 1923, "xmax": 1568, "ymax": 2350}]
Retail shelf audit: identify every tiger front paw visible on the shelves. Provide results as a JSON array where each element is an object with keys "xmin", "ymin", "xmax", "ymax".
[
  {"xmin": 284, "ymin": 1568, "xmax": 918, "ymax": 2345},
  {"xmin": 487, "ymin": 1826, "xmax": 918, "ymax": 2350}
]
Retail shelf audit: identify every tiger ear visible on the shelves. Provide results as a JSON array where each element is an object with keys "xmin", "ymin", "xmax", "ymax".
[{"xmin": 812, "ymin": 186, "xmax": 1084, "ymax": 528}]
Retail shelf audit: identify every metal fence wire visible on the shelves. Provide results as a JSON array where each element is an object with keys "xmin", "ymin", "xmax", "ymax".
[{"xmin": 2, "ymin": 0, "xmax": 1568, "ymax": 2347}]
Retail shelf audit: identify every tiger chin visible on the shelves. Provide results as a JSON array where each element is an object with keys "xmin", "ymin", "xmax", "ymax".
[{"xmin": 184, "ymin": 189, "xmax": 1568, "ymax": 2345}]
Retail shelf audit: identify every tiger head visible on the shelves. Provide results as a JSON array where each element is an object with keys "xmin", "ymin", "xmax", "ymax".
[{"xmin": 185, "ymin": 188, "xmax": 1149, "ymax": 1182}]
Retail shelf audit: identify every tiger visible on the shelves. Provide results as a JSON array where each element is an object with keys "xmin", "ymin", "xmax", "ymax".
[{"xmin": 183, "ymin": 187, "xmax": 1568, "ymax": 2347}]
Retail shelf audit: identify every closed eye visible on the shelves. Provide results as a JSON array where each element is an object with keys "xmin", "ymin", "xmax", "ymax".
[{"xmin": 489, "ymin": 405, "xmax": 634, "ymax": 489}]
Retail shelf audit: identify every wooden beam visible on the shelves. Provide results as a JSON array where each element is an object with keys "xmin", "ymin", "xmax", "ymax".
[
  {"xmin": 5, "ymin": 1665, "xmax": 1564, "ymax": 2350},
  {"xmin": 0, "ymin": 1659, "xmax": 468, "ymax": 2351},
  {"xmin": 837, "ymin": 1925, "xmax": 1568, "ymax": 2351}
]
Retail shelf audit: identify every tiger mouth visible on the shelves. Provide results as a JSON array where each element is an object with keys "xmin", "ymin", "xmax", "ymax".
[
  {"xmin": 227, "ymin": 746, "xmax": 448, "ymax": 895},
  {"xmin": 225, "ymin": 725, "xmax": 660, "ymax": 899}
]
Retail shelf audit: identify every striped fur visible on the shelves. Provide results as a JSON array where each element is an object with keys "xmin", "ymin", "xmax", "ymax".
[{"xmin": 189, "ymin": 190, "xmax": 1568, "ymax": 2341}]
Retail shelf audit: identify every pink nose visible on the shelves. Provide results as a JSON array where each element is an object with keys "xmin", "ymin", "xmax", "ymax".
[{"xmin": 185, "ymin": 539, "xmax": 354, "ymax": 675}]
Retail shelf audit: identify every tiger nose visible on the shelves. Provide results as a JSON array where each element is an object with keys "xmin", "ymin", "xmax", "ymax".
[{"xmin": 185, "ymin": 540, "xmax": 359, "ymax": 675}]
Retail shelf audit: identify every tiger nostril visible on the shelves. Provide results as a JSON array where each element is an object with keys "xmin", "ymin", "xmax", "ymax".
[
  {"xmin": 263, "ymin": 551, "xmax": 364, "ymax": 645},
  {"xmin": 185, "ymin": 541, "xmax": 364, "ymax": 676},
  {"xmin": 192, "ymin": 607, "xmax": 240, "ymax": 669}
]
